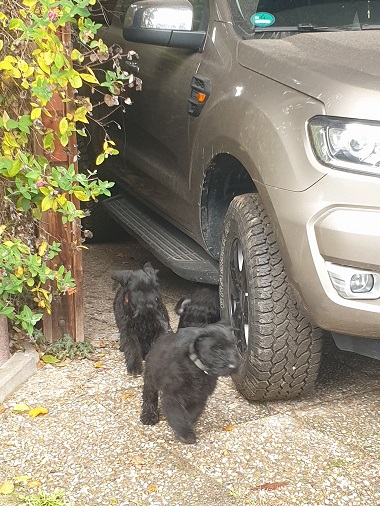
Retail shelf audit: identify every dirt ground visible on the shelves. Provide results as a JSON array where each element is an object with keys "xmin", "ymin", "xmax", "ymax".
[
  {"xmin": 0, "ymin": 234, "xmax": 379, "ymax": 506},
  {"xmin": 82, "ymin": 234, "xmax": 201, "ymax": 342}
]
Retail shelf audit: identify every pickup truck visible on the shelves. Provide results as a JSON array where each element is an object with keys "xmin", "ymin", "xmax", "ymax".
[{"xmin": 83, "ymin": 0, "xmax": 380, "ymax": 400}]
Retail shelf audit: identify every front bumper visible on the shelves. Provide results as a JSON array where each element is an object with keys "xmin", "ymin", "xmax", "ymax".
[{"xmin": 264, "ymin": 170, "xmax": 380, "ymax": 339}]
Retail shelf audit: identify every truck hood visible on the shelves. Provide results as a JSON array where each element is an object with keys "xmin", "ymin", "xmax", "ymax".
[{"xmin": 237, "ymin": 31, "xmax": 380, "ymax": 119}]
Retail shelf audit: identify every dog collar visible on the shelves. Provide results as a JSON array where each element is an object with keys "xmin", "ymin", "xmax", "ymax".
[{"xmin": 188, "ymin": 341, "xmax": 209, "ymax": 375}]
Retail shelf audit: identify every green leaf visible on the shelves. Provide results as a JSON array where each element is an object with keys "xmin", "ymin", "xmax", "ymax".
[
  {"xmin": 69, "ymin": 74, "xmax": 82, "ymax": 89},
  {"xmin": 54, "ymin": 53, "xmax": 65, "ymax": 70},
  {"xmin": 0, "ymin": 306, "xmax": 15, "ymax": 317},
  {"xmin": 41, "ymin": 354, "xmax": 60, "ymax": 364}
]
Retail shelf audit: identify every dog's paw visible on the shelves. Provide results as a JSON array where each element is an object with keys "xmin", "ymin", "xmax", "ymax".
[
  {"xmin": 140, "ymin": 410, "xmax": 159, "ymax": 425},
  {"xmin": 126, "ymin": 362, "xmax": 143, "ymax": 375},
  {"xmin": 176, "ymin": 432, "xmax": 197, "ymax": 444}
]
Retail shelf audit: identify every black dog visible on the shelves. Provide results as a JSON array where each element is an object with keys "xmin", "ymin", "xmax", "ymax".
[
  {"xmin": 140, "ymin": 323, "xmax": 240, "ymax": 444},
  {"xmin": 112, "ymin": 262, "xmax": 170, "ymax": 375},
  {"xmin": 175, "ymin": 286, "xmax": 220, "ymax": 329}
]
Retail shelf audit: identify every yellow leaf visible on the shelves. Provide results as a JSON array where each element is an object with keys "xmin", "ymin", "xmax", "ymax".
[
  {"xmin": 73, "ymin": 190, "xmax": 89, "ymax": 202},
  {"xmin": 12, "ymin": 402, "xmax": 30, "ymax": 414},
  {"xmin": 41, "ymin": 354, "xmax": 59, "ymax": 364},
  {"xmin": 14, "ymin": 476, "xmax": 32, "ymax": 483},
  {"xmin": 41, "ymin": 195, "xmax": 53, "ymax": 212},
  {"xmin": 0, "ymin": 480, "xmax": 14, "ymax": 495},
  {"xmin": 43, "ymin": 52, "xmax": 54, "ymax": 66},
  {"xmin": 223, "ymin": 424, "xmax": 235, "ymax": 432},
  {"xmin": 70, "ymin": 49, "xmax": 82, "ymax": 61},
  {"xmin": 79, "ymin": 73, "xmax": 99, "ymax": 85},
  {"xmin": 59, "ymin": 117, "xmax": 68, "ymax": 135},
  {"xmin": 28, "ymin": 407, "xmax": 49, "ymax": 418},
  {"xmin": 2, "ymin": 110, "xmax": 10, "ymax": 125},
  {"xmin": 31, "ymin": 108, "xmax": 41, "ymax": 120},
  {"xmin": 14, "ymin": 266, "xmax": 24, "ymax": 278},
  {"xmin": 27, "ymin": 480, "xmax": 42, "ymax": 488},
  {"xmin": 95, "ymin": 153, "xmax": 105, "ymax": 165},
  {"xmin": 23, "ymin": 66, "xmax": 34, "ymax": 78},
  {"xmin": 148, "ymin": 485, "xmax": 158, "ymax": 493},
  {"xmin": 18, "ymin": 59, "xmax": 29, "ymax": 73},
  {"xmin": 0, "ymin": 41, "xmax": 3, "ymax": 52},
  {"xmin": 94, "ymin": 362, "xmax": 104, "ymax": 368},
  {"xmin": 37, "ymin": 56, "xmax": 50, "ymax": 74},
  {"xmin": 69, "ymin": 74, "xmax": 82, "ymax": 88},
  {"xmin": 38, "ymin": 241, "xmax": 48, "ymax": 256},
  {"xmin": 23, "ymin": 0, "xmax": 37, "ymax": 8},
  {"xmin": 0, "ymin": 225, "xmax": 6, "ymax": 236},
  {"xmin": 0, "ymin": 61, "xmax": 14, "ymax": 71}
]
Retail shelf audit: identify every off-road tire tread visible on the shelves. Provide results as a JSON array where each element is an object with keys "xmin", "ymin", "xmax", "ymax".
[{"xmin": 220, "ymin": 194, "xmax": 322, "ymax": 401}]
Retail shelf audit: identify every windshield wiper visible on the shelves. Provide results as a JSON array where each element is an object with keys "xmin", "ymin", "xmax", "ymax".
[{"xmin": 254, "ymin": 23, "xmax": 350, "ymax": 32}]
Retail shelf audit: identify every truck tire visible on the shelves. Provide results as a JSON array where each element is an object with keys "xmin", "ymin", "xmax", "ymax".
[{"xmin": 219, "ymin": 193, "xmax": 322, "ymax": 401}]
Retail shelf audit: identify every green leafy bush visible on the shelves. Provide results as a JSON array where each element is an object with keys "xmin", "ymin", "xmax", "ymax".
[{"xmin": 0, "ymin": 0, "xmax": 140, "ymax": 335}]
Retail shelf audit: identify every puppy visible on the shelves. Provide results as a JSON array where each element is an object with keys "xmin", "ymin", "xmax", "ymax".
[
  {"xmin": 112, "ymin": 262, "xmax": 170, "ymax": 375},
  {"xmin": 175, "ymin": 286, "xmax": 220, "ymax": 329},
  {"xmin": 140, "ymin": 323, "xmax": 240, "ymax": 444}
]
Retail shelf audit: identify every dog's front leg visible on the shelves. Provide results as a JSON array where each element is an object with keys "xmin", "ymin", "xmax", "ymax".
[
  {"xmin": 123, "ymin": 331, "xmax": 143, "ymax": 375},
  {"xmin": 140, "ymin": 371, "xmax": 159, "ymax": 425},
  {"xmin": 161, "ymin": 395, "xmax": 196, "ymax": 444}
]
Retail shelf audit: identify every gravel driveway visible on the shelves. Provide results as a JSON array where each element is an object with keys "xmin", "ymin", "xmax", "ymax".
[{"xmin": 0, "ymin": 237, "xmax": 379, "ymax": 506}]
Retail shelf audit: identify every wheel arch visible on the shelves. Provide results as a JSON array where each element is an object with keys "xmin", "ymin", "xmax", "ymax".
[{"xmin": 200, "ymin": 153, "xmax": 257, "ymax": 260}]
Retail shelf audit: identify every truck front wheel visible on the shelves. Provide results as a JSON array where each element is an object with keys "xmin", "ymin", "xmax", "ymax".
[{"xmin": 219, "ymin": 193, "xmax": 322, "ymax": 401}]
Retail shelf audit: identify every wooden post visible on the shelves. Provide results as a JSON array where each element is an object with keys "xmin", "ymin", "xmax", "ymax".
[{"xmin": 39, "ymin": 25, "xmax": 84, "ymax": 343}]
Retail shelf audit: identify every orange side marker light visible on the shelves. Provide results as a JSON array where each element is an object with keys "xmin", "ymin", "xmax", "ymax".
[{"xmin": 197, "ymin": 92, "xmax": 207, "ymax": 104}]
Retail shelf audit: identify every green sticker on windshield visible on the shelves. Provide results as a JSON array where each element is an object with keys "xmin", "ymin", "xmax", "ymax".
[{"xmin": 251, "ymin": 12, "xmax": 275, "ymax": 27}]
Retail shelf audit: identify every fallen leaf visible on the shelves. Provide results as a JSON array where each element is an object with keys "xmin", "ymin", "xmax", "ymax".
[
  {"xmin": 37, "ymin": 361, "xmax": 46, "ymax": 369},
  {"xmin": 41, "ymin": 354, "xmax": 59, "ymax": 364},
  {"xmin": 252, "ymin": 481, "xmax": 290, "ymax": 491},
  {"xmin": 28, "ymin": 407, "xmax": 49, "ymax": 418},
  {"xmin": 94, "ymin": 362, "xmax": 104, "ymax": 368},
  {"xmin": 148, "ymin": 485, "xmax": 158, "ymax": 493},
  {"xmin": 0, "ymin": 404, "xmax": 5, "ymax": 414},
  {"xmin": 53, "ymin": 360, "xmax": 70, "ymax": 367},
  {"xmin": 129, "ymin": 455, "xmax": 145, "ymax": 467},
  {"xmin": 99, "ymin": 340, "xmax": 106, "ymax": 348},
  {"xmin": 27, "ymin": 480, "xmax": 42, "ymax": 489},
  {"xmin": 121, "ymin": 393, "xmax": 135, "ymax": 400},
  {"xmin": 14, "ymin": 476, "xmax": 32, "ymax": 483},
  {"xmin": 12, "ymin": 403, "xmax": 30, "ymax": 414},
  {"xmin": 0, "ymin": 480, "xmax": 14, "ymax": 495},
  {"xmin": 223, "ymin": 424, "xmax": 235, "ymax": 432}
]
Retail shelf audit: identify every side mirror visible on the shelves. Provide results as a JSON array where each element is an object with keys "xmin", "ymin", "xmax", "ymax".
[{"xmin": 123, "ymin": 0, "xmax": 206, "ymax": 51}]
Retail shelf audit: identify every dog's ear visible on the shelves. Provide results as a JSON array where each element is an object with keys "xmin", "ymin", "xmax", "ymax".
[
  {"xmin": 143, "ymin": 262, "xmax": 158, "ymax": 280},
  {"xmin": 175, "ymin": 327, "xmax": 208, "ymax": 347},
  {"xmin": 174, "ymin": 297, "xmax": 191, "ymax": 315},
  {"xmin": 111, "ymin": 270, "xmax": 133, "ymax": 287}
]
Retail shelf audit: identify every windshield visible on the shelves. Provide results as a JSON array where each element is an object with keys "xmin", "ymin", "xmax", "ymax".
[{"xmin": 230, "ymin": 0, "xmax": 380, "ymax": 37}]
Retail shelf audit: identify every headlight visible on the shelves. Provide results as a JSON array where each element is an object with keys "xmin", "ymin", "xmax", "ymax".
[{"xmin": 308, "ymin": 116, "xmax": 380, "ymax": 176}]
